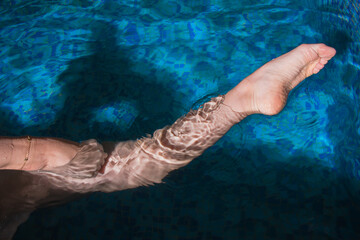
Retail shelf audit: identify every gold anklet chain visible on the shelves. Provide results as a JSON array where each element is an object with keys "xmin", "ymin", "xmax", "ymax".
[{"xmin": 20, "ymin": 136, "xmax": 32, "ymax": 170}]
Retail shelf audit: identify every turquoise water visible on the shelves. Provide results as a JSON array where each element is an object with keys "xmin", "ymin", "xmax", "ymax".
[{"xmin": 1, "ymin": 0, "xmax": 359, "ymax": 239}]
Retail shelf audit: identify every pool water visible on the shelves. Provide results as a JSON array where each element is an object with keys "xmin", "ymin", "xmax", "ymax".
[{"xmin": 0, "ymin": 0, "xmax": 359, "ymax": 239}]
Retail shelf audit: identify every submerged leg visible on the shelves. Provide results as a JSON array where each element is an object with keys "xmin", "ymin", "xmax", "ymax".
[{"xmin": 99, "ymin": 44, "xmax": 336, "ymax": 192}]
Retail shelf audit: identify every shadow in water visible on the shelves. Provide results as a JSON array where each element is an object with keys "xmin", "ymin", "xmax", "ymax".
[
  {"xmin": 41, "ymin": 21, "xmax": 179, "ymax": 142},
  {"xmin": 322, "ymin": 29, "xmax": 352, "ymax": 56},
  {"xmin": 0, "ymin": 107, "xmax": 23, "ymax": 136}
]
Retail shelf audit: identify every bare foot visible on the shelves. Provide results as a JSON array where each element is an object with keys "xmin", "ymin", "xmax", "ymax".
[{"xmin": 225, "ymin": 44, "xmax": 336, "ymax": 115}]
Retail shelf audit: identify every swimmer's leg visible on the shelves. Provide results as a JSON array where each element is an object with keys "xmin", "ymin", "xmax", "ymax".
[
  {"xmin": 100, "ymin": 95, "xmax": 248, "ymax": 192},
  {"xmin": 100, "ymin": 44, "xmax": 336, "ymax": 192}
]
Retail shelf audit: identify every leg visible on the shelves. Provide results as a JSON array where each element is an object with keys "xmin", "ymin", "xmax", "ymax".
[{"xmin": 99, "ymin": 44, "xmax": 336, "ymax": 192}]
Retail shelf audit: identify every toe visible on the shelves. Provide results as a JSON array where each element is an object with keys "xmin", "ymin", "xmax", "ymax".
[
  {"xmin": 313, "ymin": 63, "xmax": 324, "ymax": 74},
  {"xmin": 320, "ymin": 58, "xmax": 328, "ymax": 65},
  {"xmin": 315, "ymin": 62, "xmax": 325, "ymax": 69},
  {"xmin": 313, "ymin": 68, "xmax": 321, "ymax": 74},
  {"xmin": 317, "ymin": 44, "xmax": 337, "ymax": 59}
]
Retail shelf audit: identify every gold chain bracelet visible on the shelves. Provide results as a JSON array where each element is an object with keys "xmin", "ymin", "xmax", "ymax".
[{"xmin": 20, "ymin": 136, "xmax": 32, "ymax": 170}]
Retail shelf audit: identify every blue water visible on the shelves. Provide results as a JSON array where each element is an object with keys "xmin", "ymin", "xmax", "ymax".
[{"xmin": 0, "ymin": 0, "xmax": 359, "ymax": 239}]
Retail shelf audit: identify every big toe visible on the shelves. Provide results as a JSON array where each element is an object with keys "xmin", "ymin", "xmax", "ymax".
[
  {"xmin": 306, "ymin": 44, "xmax": 336, "ymax": 76},
  {"xmin": 315, "ymin": 43, "xmax": 337, "ymax": 59}
]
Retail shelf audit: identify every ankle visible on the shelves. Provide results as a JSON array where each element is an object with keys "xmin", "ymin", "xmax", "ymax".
[{"xmin": 224, "ymin": 80, "xmax": 257, "ymax": 115}]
